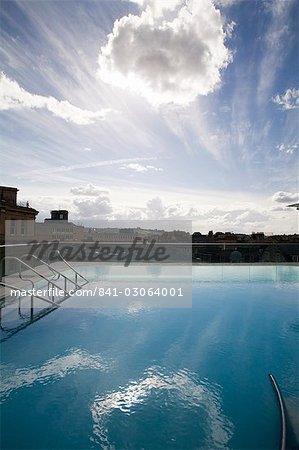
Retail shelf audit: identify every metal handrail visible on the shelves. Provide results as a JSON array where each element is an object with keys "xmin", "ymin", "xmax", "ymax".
[
  {"xmin": 0, "ymin": 255, "xmax": 88, "ymax": 341},
  {"xmin": 54, "ymin": 250, "xmax": 89, "ymax": 285},
  {"xmin": 17, "ymin": 258, "xmax": 59, "ymax": 317},
  {"xmin": 0, "ymin": 280, "xmax": 61, "ymax": 340},
  {"xmin": 2, "ymin": 256, "xmax": 71, "ymax": 299},
  {"xmin": 20, "ymin": 254, "xmax": 60, "ymax": 281},
  {"xmin": 1, "ymin": 256, "xmax": 86, "ymax": 300},
  {"xmin": 269, "ymin": 374, "xmax": 286, "ymax": 450},
  {"xmin": 0, "ymin": 280, "xmax": 60, "ymax": 333},
  {"xmin": 0, "ymin": 281, "xmax": 60, "ymax": 308},
  {"xmin": 0, "ymin": 277, "xmax": 34, "ymax": 324},
  {"xmin": 19, "ymin": 253, "xmax": 86, "ymax": 291}
]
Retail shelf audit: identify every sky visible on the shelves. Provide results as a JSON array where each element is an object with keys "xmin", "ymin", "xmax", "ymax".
[{"xmin": 0, "ymin": 0, "xmax": 298, "ymax": 233}]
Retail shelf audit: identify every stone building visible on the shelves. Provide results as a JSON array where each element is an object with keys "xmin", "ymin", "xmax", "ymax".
[
  {"xmin": 0, "ymin": 186, "xmax": 39, "ymax": 279},
  {"xmin": 35, "ymin": 210, "xmax": 84, "ymax": 242},
  {"xmin": 0, "ymin": 186, "xmax": 39, "ymax": 244}
]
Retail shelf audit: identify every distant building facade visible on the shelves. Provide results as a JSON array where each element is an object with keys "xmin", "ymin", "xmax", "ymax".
[
  {"xmin": 35, "ymin": 210, "xmax": 84, "ymax": 242},
  {"xmin": 0, "ymin": 186, "xmax": 39, "ymax": 243},
  {"xmin": 83, "ymin": 227, "xmax": 165, "ymax": 242}
]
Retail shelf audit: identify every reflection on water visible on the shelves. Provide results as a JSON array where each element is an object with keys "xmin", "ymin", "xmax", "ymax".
[
  {"xmin": 91, "ymin": 366, "xmax": 233, "ymax": 449},
  {"xmin": 0, "ymin": 280, "xmax": 297, "ymax": 450},
  {"xmin": 0, "ymin": 348, "xmax": 112, "ymax": 403},
  {"xmin": 284, "ymin": 397, "xmax": 299, "ymax": 447},
  {"xmin": 289, "ymin": 320, "xmax": 299, "ymax": 333}
]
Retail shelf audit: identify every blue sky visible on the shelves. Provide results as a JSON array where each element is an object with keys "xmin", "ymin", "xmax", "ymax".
[{"xmin": 0, "ymin": 0, "xmax": 298, "ymax": 233}]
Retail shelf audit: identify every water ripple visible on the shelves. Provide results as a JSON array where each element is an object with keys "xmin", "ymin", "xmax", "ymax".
[
  {"xmin": 90, "ymin": 366, "xmax": 234, "ymax": 449},
  {"xmin": 0, "ymin": 348, "xmax": 112, "ymax": 403}
]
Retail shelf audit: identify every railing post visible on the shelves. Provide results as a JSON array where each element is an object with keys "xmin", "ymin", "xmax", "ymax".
[
  {"xmin": 30, "ymin": 295, "xmax": 33, "ymax": 321},
  {"xmin": 0, "ymin": 246, "xmax": 5, "ymax": 282}
]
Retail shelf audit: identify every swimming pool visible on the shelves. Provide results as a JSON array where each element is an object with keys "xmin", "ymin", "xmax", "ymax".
[{"xmin": 1, "ymin": 265, "xmax": 298, "ymax": 449}]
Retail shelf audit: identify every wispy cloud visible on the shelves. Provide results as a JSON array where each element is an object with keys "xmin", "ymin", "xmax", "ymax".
[
  {"xmin": 0, "ymin": 72, "xmax": 110, "ymax": 124},
  {"xmin": 28, "ymin": 157, "xmax": 158, "ymax": 175},
  {"xmin": 70, "ymin": 183, "xmax": 109, "ymax": 196},
  {"xmin": 120, "ymin": 163, "xmax": 163, "ymax": 173},
  {"xmin": 273, "ymin": 88, "xmax": 299, "ymax": 110},
  {"xmin": 276, "ymin": 142, "xmax": 298, "ymax": 154},
  {"xmin": 257, "ymin": 0, "xmax": 294, "ymax": 104}
]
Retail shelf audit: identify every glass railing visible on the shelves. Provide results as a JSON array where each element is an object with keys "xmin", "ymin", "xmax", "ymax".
[
  {"xmin": 191, "ymin": 242, "xmax": 299, "ymax": 263},
  {"xmin": 0, "ymin": 241, "xmax": 298, "ymax": 279}
]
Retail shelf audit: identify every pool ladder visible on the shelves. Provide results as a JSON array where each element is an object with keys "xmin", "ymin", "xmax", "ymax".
[
  {"xmin": 0, "ymin": 252, "xmax": 88, "ymax": 341},
  {"xmin": 269, "ymin": 374, "xmax": 286, "ymax": 450}
]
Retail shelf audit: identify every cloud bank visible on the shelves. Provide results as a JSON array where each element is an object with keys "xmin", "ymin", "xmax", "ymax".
[
  {"xmin": 69, "ymin": 185, "xmax": 272, "ymax": 232},
  {"xmin": 0, "ymin": 72, "xmax": 109, "ymax": 125},
  {"xmin": 98, "ymin": 0, "xmax": 233, "ymax": 105}
]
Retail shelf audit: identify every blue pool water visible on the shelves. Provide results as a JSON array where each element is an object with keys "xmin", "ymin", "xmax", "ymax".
[{"xmin": 1, "ymin": 266, "xmax": 298, "ymax": 449}]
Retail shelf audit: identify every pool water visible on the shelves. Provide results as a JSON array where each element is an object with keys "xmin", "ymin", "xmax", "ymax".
[{"xmin": 0, "ymin": 266, "xmax": 298, "ymax": 449}]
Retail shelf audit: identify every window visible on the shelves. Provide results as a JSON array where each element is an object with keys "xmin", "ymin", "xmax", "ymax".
[
  {"xmin": 21, "ymin": 220, "xmax": 26, "ymax": 236},
  {"xmin": 10, "ymin": 219, "xmax": 16, "ymax": 236}
]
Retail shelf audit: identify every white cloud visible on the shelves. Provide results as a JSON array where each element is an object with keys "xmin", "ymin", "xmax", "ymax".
[
  {"xmin": 70, "ymin": 184, "xmax": 109, "ymax": 196},
  {"xmin": 71, "ymin": 183, "xmax": 113, "ymax": 217},
  {"xmin": 142, "ymin": 199, "xmax": 274, "ymax": 233},
  {"xmin": 146, "ymin": 197, "xmax": 167, "ymax": 218},
  {"xmin": 128, "ymin": 0, "xmax": 182, "ymax": 16},
  {"xmin": 30, "ymin": 188, "xmax": 296, "ymax": 233},
  {"xmin": 189, "ymin": 207, "xmax": 270, "ymax": 227},
  {"xmin": 276, "ymin": 143, "xmax": 298, "ymax": 154},
  {"xmin": 73, "ymin": 196, "xmax": 113, "ymax": 217},
  {"xmin": 0, "ymin": 72, "xmax": 110, "ymax": 125},
  {"xmin": 272, "ymin": 191, "xmax": 298, "ymax": 203},
  {"xmin": 270, "ymin": 205, "xmax": 286, "ymax": 212},
  {"xmin": 120, "ymin": 163, "xmax": 163, "ymax": 173},
  {"xmin": 145, "ymin": 197, "xmax": 187, "ymax": 219},
  {"xmin": 273, "ymin": 88, "xmax": 299, "ymax": 110},
  {"xmin": 72, "ymin": 197, "xmax": 291, "ymax": 231},
  {"xmin": 111, "ymin": 207, "xmax": 147, "ymax": 221},
  {"xmin": 98, "ymin": 0, "xmax": 233, "ymax": 105},
  {"xmin": 230, "ymin": 210, "xmax": 268, "ymax": 224}
]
